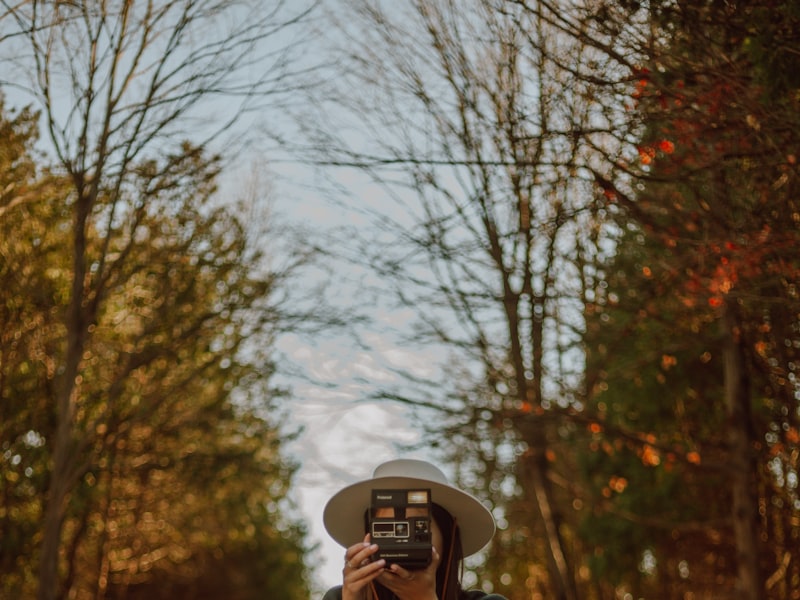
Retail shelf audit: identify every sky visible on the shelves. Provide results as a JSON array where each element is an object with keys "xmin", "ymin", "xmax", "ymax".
[
  {"xmin": 278, "ymin": 331, "xmax": 443, "ymax": 593},
  {"xmin": 249, "ymin": 156, "xmax": 441, "ymax": 592},
  {"xmin": 259, "ymin": 161, "xmax": 454, "ymax": 592},
  {"xmin": 237, "ymin": 14, "xmax": 457, "ymax": 591}
]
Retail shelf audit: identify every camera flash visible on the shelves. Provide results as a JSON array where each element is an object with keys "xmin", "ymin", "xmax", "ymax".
[{"xmin": 407, "ymin": 490, "xmax": 428, "ymax": 504}]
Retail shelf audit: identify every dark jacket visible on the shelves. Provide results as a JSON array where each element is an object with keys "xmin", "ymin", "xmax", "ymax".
[{"xmin": 322, "ymin": 586, "xmax": 508, "ymax": 600}]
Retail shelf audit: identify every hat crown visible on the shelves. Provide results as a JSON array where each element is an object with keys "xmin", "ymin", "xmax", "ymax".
[{"xmin": 373, "ymin": 459, "xmax": 449, "ymax": 485}]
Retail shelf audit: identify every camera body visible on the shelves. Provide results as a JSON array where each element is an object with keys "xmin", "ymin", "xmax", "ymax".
[{"xmin": 369, "ymin": 488, "xmax": 432, "ymax": 570}]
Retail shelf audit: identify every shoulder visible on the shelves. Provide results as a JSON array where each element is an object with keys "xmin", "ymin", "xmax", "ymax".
[
  {"xmin": 464, "ymin": 592, "xmax": 509, "ymax": 600},
  {"xmin": 321, "ymin": 586, "xmax": 342, "ymax": 600},
  {"xmin": 464, "ymin": 591, "xmax": 509, "ymax": 600}
]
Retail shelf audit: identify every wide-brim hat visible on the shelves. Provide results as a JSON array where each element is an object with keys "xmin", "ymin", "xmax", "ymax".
[{"xmin": 323, "ymin": 458, "xmax": 495, "ymax": 557}]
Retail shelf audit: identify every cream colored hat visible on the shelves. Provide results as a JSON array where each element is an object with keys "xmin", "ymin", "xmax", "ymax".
[{"xmin": 322, "ymin": 459, "xmax": 495, "ymax": 557}]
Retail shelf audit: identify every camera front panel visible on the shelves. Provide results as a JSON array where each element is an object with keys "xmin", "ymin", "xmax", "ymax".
[{"xmin": 369, "ymin": 488, "xmax": 432, "ymax": 570}]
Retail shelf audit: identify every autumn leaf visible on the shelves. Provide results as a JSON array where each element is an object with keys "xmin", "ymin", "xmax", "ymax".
[
  {"xmin": 658, "ymin": 139, "xmax": 675, "ymax": 153},
  {"xmin": 640, "ymin": 444, "xmax": 661, "ymax": 467},
  {"xmin": 638, "ymin": 146, "xmax": 656, "ymax": 164},
  {"xmin": 661, "ymin": 354, "xmax": 677, "ymax": 370},
  {"xmin": 786, "ymin": 428, "xmax": 800, "ymax": 445},
  {"xmin": 609, "ymin": 476, "xmax": 628, "ymax": 493}
]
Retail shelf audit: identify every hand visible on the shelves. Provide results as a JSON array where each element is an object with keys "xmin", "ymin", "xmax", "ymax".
[
  {"xmin": 342, "ymin": 534, "xmax": 386, "ymax": 600},
  {"xmin": 376, "ymin": 546, "xmax": 441, "ymax": 600}
]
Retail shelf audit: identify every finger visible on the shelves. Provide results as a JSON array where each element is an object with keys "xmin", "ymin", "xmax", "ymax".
[
  {"xmin": 387, "ymin": 563, "xmax": 412, "ymax": 579},
  {"xmin": 344, "ymin": 542, "xmax": 380, "ymax": 570},
  {"xmin": 345, "ymin": 558, "xmax": 385, "ymax": 584},
  {"xmin": 355, "ymin": 543, "xmax": 379, "ymax": 564},
  {"xmin": 377, "ymin": 564, "xmax": 418, "ymax": 590},
  {"xmin": 344, "ymin": 540, "xmax": 371, "ymax": 566}
]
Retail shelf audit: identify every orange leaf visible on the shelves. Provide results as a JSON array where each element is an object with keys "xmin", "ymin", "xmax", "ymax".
[
  {"xmin": 786, "ymin": 428, "xmax": 800, "ymax": 445},
  {"xmin": 609, "ymin": 476, "xmax": 628, "ymax": 493},
  {"xmin": 638, "ymin": 146, "xmax": 656, "ymax": 165},
  {"xmin": 641, "ymin": 445, "xmax": 661, "ymax": 467},
  {"xmin": 658, "ymin": 139, "xmax": 675, "ymax": 154},
  {"xmin": 661, "ymin": 354, "xmax": 677, "ymax": 370}
]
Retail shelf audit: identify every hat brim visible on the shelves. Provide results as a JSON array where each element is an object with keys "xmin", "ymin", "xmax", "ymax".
[{"xmin": 323, "ymin": 474, "xmax": 495, "ymax": 557}]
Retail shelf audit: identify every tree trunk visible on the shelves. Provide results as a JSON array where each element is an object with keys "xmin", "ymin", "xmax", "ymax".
[
  {"xmin": 38, "ymin": 193, "xmax": 91, "ymax": 600},
  {"xmin": 722, "ymin": 302, "xmax": 763, "ymax": 600},
  {"xmin": 520, "ymin": 417, "xmax": 578, "ymax": 600},
  {"xmin": 525, "ymin": 441, "xmax": 578, "ymax": 600},
  {"xmin": 37, "ymin": 386, "xmax": 78, "ymax": 600}
]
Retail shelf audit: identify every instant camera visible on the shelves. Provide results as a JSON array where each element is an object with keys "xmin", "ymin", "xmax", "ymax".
[{"xmin": 368, "ymin": 488, "xmax": 432, "ymax": 570}]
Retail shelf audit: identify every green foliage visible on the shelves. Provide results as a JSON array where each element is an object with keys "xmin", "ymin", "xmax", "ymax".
[
  {"xmin": 737, "ymin": 3, "xmax": 800, "ymax": 99},
  {"xmin": 579, "ymin": 0, "xmax": 800, "ymax": 596},
  {"xmin": 581, "ymin": 224, "xmax": 736, "ymax": 595}
]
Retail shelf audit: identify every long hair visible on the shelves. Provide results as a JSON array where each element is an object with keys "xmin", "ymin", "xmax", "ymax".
[
  {"xmin": 432, "ymin": 503, "xmax": 466, "ymax": 600},
  {"xmin": 371, "ymin": 503, "xmax": 466, "ymax": 600}
]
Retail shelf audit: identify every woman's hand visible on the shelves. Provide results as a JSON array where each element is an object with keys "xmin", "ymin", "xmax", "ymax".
[
  {"xmin": 377, "ymin": 546, "xmax": 441, "ymax": 600},
  {"xmin": 341, "ymin": 535, "xmax": 386, "ymax": 600}
]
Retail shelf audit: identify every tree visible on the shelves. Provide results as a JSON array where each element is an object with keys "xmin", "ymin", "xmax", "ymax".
[
  {"xmin": 0, "ymin": 99, "xmax": 71, "ymax": 598},
  {"xmin": 306, "ymin": 0, "xmax": 799, "ymax": 598},
  {"xmin": 303, "ymin": 1, "xmax": 629, "ymax": 597},
  {"xmin": 580, "ymin": 222, "xmax": 736, "ymax": 598},
  {"xmin": 0, "ymin": 2, "xmax": 317, "ymax": 598},
  {"xmin": 0, "ymin": 99, "xmax": 312, "ymax": 599},
  {"xmin": 573, "ymin": 0, "xmax": 800, "ymax": 598}
]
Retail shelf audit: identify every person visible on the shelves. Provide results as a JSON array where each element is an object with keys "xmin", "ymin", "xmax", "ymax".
[{"xmin": 322, "ymin": 458, "xmax": 508, "ymax": 600}]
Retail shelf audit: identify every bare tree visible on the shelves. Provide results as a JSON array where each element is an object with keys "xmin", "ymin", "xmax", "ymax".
[
  {"xmin": 0, "ymin": 2, "xmax": 316, "ymax": 599},
  {"xmin": 300, "ymin": 0, "xmax": 634, "ymax": 597}
]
